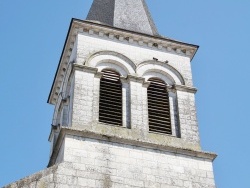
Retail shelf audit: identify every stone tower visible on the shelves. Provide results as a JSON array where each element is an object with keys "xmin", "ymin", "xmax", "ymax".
[{"xmin": 5, "ymin": 0, "xmax": 217, "ymax": 187}]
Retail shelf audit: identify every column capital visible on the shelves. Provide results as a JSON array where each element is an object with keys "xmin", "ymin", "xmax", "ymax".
[
  {"xmin": 120, "ymin": 76, "xmax": 129, "ymax": 84},
  {"xmin": 127, "ymin": 75, "xmax": 145, "ymax": 83},
  {"xmin": 94, "ymin": 71, "xmax": 104, "ymax": 79}
]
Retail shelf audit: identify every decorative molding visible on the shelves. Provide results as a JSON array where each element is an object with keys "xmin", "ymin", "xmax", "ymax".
[
  {"xmin": 166, "ymin": 85, "xmax": 176, "ymax": 93},
  {"xmin": 127, "ymin": 75, "xmax": 145, "ymax": 84},
  {"xmin": 85, "ymin": 50, "xmax": 136, "ymax": 72},
  {"xmin": 73, "ymin": 20, "xmax": 198, "ymax": 57},
  {"xmin": 174, "ymin": 84, "xmax": 198, "ymax": 94},
  {"xmin": 94, "ymin": 71, "xmax": 104, "ymax": 79},
  {"xmin": 120, "ymin": 76, "xmax": 129, "ymax": 84},
  {"xmin": 142, "ymin": 81, "xmax": 151, "ymax": 88},
  {"xmin": 73, "ymin": 64, "xmax": 98, "ymax": 74},
  {"xmin": 137, "ymin": 60, "xmax": 185, "ymax": 86}
]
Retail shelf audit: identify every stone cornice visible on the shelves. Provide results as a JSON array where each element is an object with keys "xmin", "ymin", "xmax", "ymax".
[
  {"xmin": 48, "ymin": 126, "xmax": 217, "ymax": 167},
  {"xmin": 74, "ymin": 19, "xmax": 199, "ymax": 59},
  {"xmin": 48, "ymin": 18, "xmax": 199, "ymax": 105}
]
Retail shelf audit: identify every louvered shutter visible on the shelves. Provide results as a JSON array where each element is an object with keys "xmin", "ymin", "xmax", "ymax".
[
  {"xmin": 147, "ymin": 78, "xmax": 172, "ymax": 135},
  {"xmin": 99, "ymin": 69, "xmax": 122, "ymax": 126}
]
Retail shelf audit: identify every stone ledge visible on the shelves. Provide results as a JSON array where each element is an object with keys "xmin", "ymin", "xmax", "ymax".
[
  {"xmin": 174, "ymin": 84, "xmax": 197, "ymax": 93},
  {"xmin": 73, "ymin": 64, "xmax": 98, "ymax": 74},
  {"xmin": 48, "ymin": 125, "xmax": 217, "ymax": 167}
]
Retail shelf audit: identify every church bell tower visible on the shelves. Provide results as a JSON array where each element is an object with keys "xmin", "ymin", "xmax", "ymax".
[{"xmin": 5, "ymin": 0, "xmax": 217, "ymax": 187}]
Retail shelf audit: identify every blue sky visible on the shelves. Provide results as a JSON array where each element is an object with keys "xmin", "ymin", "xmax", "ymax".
[{"xmin": 0, "ymin": 0, "xmax": 249, "ymax": 187}]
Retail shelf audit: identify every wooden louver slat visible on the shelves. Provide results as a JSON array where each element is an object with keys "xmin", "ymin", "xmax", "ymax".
[
  {"xmin": 148, "ymin": 78, "xmax": 172, "ymax": 135},
  {"xmin": 99, "ymin": 69, "xmax": 122, "ymax": 126}
]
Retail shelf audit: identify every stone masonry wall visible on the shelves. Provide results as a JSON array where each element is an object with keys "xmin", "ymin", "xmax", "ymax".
[
  {"xmin": 70, "ymin": 33, "xmax": 200, "ymax": 145},
  {"xmin": 177, "ymin": 91, "xmax": 200, "ymax": 144},
  {"xmin": 61, "ymin": 135, "xmax": 215, "ymax": 188},
  {"xmin": 71, "ymin": 69, "xmax": 95, "ymax": 127},
  {"xmin": 5, "ymin": 134, "xmax": 215, "ymax": 188},
  {"xmin": 71, "ymin": 67, "xmax": 199, "ymax": 146}
]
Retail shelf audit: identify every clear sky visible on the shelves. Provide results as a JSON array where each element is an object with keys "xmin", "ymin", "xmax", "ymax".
[{"xmin": 0, "ymin": 0, "xmax": 249, "ymax": 187}]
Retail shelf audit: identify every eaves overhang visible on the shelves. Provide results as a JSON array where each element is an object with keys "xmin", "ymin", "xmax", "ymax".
[{"xmin": 48, "ymin": 18, "xmax": 199, "ymax": 105}]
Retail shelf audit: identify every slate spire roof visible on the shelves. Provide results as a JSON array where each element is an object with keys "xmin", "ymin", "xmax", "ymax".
[{"xmin": 86, "ymin": 0, "xmax": 158, "ymax": 36}]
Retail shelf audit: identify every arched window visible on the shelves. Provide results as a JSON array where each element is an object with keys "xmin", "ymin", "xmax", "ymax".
[
  {"xmin": 99, "ymin": 69, "xmax": 122, "ymax": 126},
  {"xmin": 147, "ymin": 78, "xmax": 172, "ymax": 135}
]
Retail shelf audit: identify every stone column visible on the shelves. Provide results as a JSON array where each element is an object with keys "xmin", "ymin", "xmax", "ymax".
[
  {"xmin": 175, "ymin": 85, "xmax": 200, "ymax": 147},
  {"xmin": 92, "ymin": 72, "xmax": 103, "ymax": 124},
  {"xmin": 167, "ymin": 86, "xmax": 179, "ymax": 137},
  {"xmin": 128, "ymin": 75, "xmax": 148, "ymax": 135},
  {"xmin": 120, "ymin": 77, "xmax": 131, "ymax": 128},
  {"xmin": 71, "ymin": 64, "xmax": 98, "ymax": 127}
]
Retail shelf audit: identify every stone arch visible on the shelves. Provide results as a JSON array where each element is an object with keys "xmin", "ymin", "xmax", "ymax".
[
  {"xmin": 86, "ymin": 51, "xmax": 136, "ymax": 77},
  {"xmin": 143, "ymin": 71, "xmax": 175, "ymax": 85},
  {"xmin": 137, "ymin": 61, "xmax": 185, "ymax": 85}
]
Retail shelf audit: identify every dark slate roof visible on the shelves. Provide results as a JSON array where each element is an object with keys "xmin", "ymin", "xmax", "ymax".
[{"xmin": 86, "ymin": 0, "xmax": 159, "ymax": 36}]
